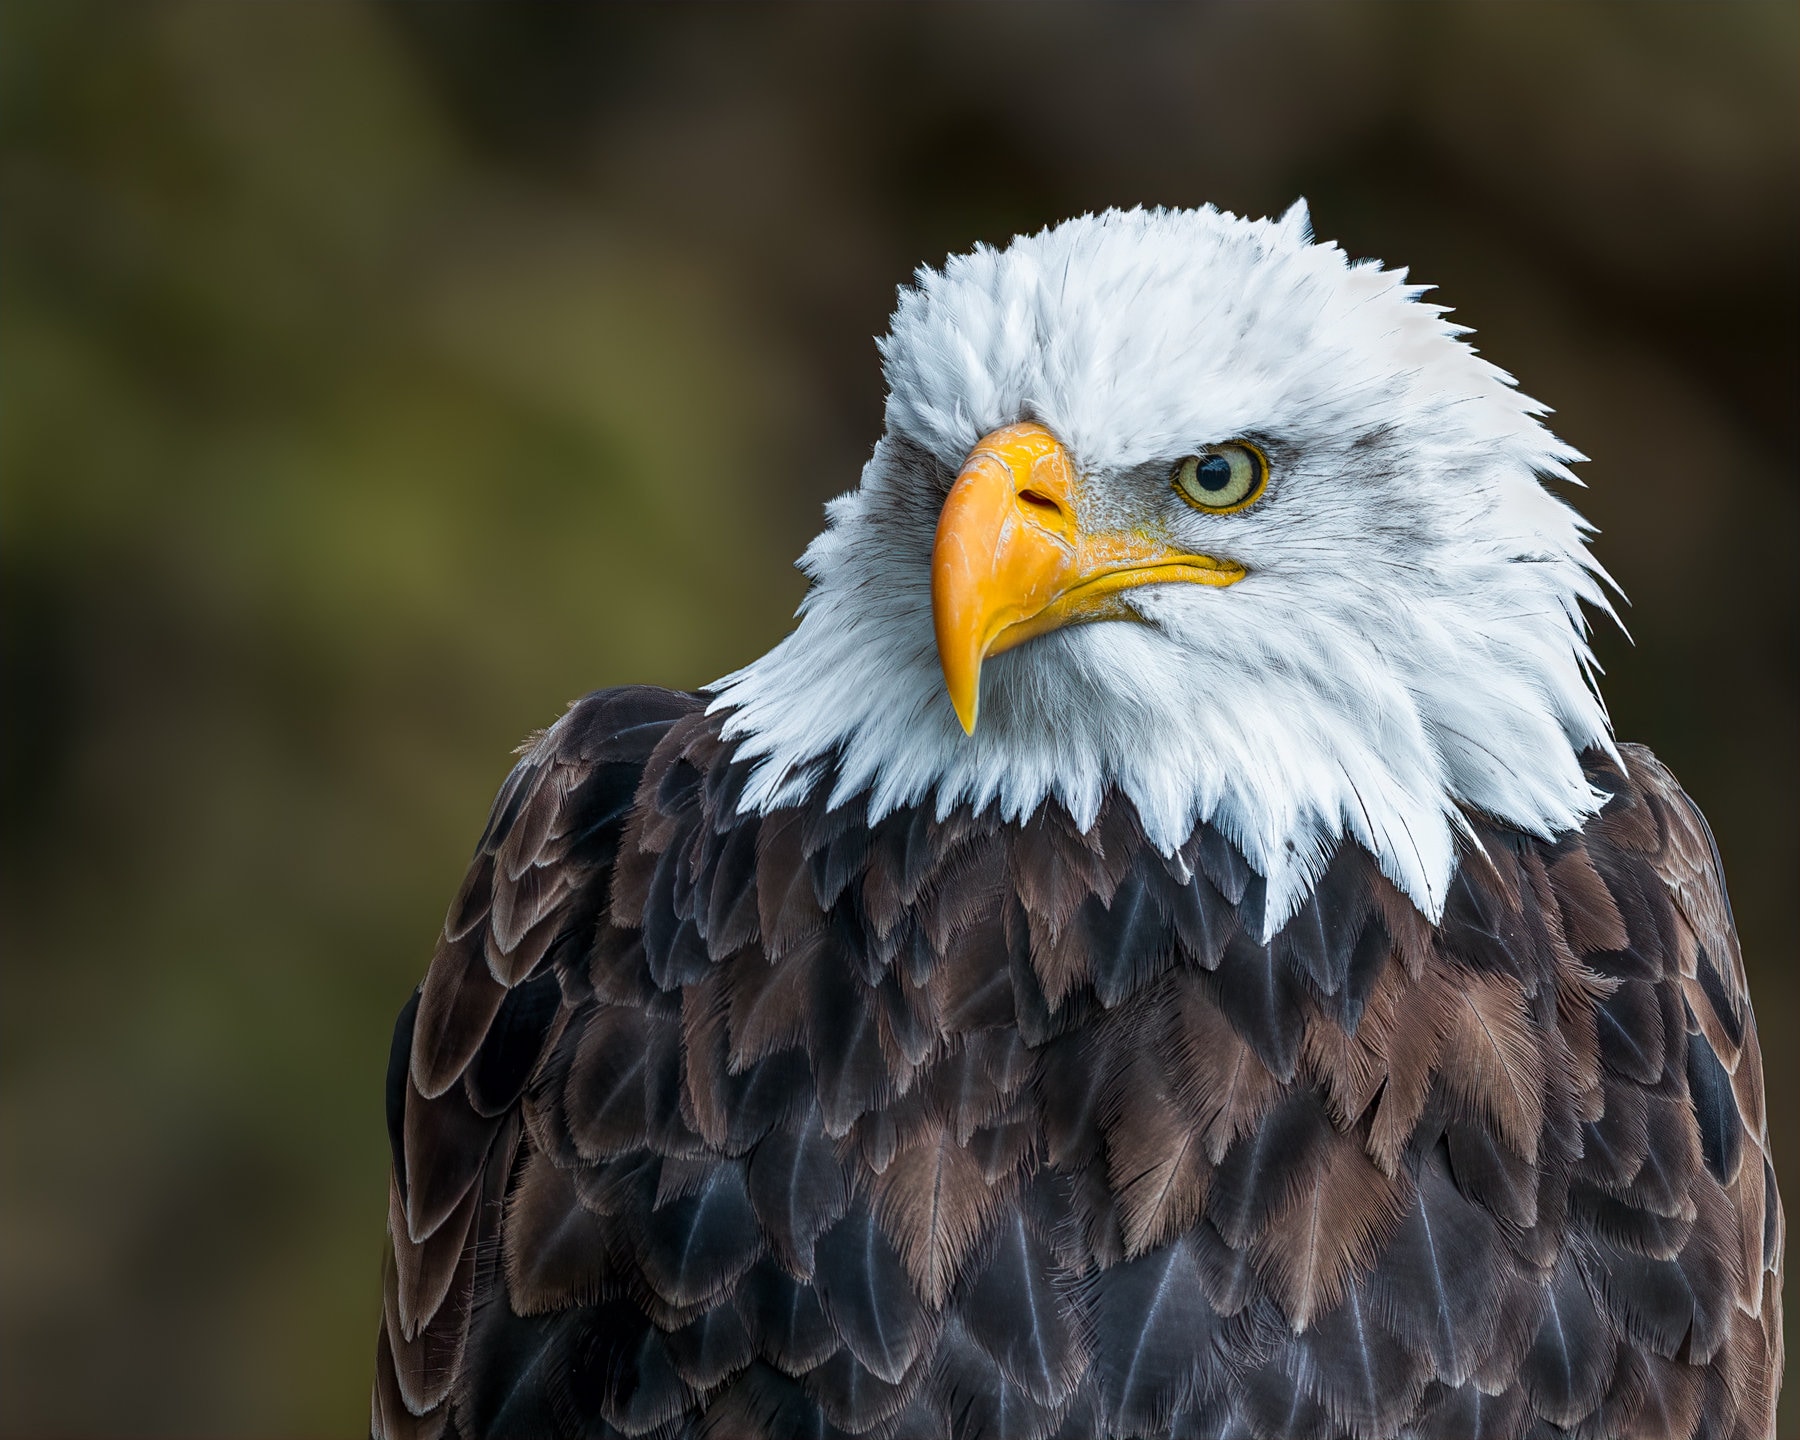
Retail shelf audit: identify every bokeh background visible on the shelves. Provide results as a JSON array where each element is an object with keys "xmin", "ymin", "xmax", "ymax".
[{"xmin": 2, "ymin": 2, "xmax": 1793, "ymax": 1433}]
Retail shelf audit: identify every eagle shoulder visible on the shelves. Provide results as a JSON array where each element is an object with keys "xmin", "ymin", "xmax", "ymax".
[
  {"xmin": 374, "ymin": 685, "xmax": 701, "ymax": 1435},
  {"xmin": 1612, "ymin": 744, "xmax": 1784, "ymax": 1417}
]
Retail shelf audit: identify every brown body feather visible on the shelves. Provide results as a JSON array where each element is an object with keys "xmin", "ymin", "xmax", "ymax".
[{"xmin": 374, "ymin": 689, "xmax": 1783, "ymax": 1439}]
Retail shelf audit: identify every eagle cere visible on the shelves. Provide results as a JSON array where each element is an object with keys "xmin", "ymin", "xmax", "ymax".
[{"xmin": 374, "ymin": 205, "xmax": 1783, "ymax": 1439}]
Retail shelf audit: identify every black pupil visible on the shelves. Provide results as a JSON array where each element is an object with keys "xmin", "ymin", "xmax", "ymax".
[{"xmin": 1195, "ymin": 454, "xmax": 1234, "ymax": 491}]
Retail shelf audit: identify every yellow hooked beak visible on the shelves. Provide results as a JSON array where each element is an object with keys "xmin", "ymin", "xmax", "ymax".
[{"xmin": 931, "ymin": 422, "xmax": 1245, "ymax": 733}]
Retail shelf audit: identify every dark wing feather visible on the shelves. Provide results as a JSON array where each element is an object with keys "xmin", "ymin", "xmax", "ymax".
[
  {"xmin": 1274, "ymin": 842, "xmax": 1373, "ymax": 1009},
  {"xmin": 1083, "ymin": 1236, "xmax": 1222, "ymax": 1434},
  {"xmin": 377, "ymin": 719, "xmax": 1782, "ymax": 1440},
  {"xmin": 390, "ymin": 1174, "xmax": 478, "ymax": 1340},
  {"xmin": 1622, "ymin": 747, "xmax": 1783, "ymax": 1430},
  {"xmin": 928, "ymin": 1315, "xmax": 1063, "ymax": 1440},
  {"xmin": 1368, "ymin": 1140, "xmax": 1511, "ymax": 1387},
  {"xmin": 804, "ymin": 1345, "xmax": 922, "ymax": 1433},
  {"xmin": 756, "ymin": 808, "xmax": 826, "ymax": 960},
  {"xmin": 372, "ymin": 688, "xmax": 700, "ymax": 1433},
  {"xmin": 1204, "ymin": 1088, "xmax": 1332, "ymax": 1249},
  {"xmin": 386, "ymin": 988, "xmax": 421, "ymax": 1205},
  {"xmin": 372, "ymin": 1321, "xmax": 450, "ymax": 1440},
  {"xmin": 1280, "ymin": 1281, "xmax": 1428, "ymax": 1435},
  {"xmin": 1518, "ymin": 1250, "xmax": 1617, "ymax": 1426},
  {"xmin": 962, "ymin": 1210, "xmax": 1089, "ymax": 1406},
  {"xmin": 382, "ymin": 1209, "xmax": 476, "ymax": 1413},
  {"xmin": 465, "ymin": 966, "xmax": 563, "ymax": 1118},
  {"xmin": 695, "ymin": 1361, "xmax": 833, "ymax": 1440},
  {"xmin": 455, "ymin": 1304, "xmax": 581, "ymax": 1439},
  {"xmin": 562, "ymin": 1004, "xmax": 651, "ymax": 1159},
  {"xmin": 1104, "ymin": 1049, "xmax": 1212, "ymax": 1258},
  {"xmin": 561, "ymin": 1298, "xmax": 695, "ymax": 1436},
  {"xmin": 1247, "ymin": 1126, "xmax": 1410, "ymax": 1331},
  {"xmin": 412, "ymin": 924, "xmax": 508, "ymax": 1101},
  {"xmin": 502, "ymin": 1142, "xmax": 622, "ymax": 1318},
  {"xmin": 807, "ymin": 918, "xmax": 894, "ymax": 1136},
  {"xmin": 1083, "ymin": 850, "xmax": 1178, "ymax": 1008},
  {"xmin": 665, "ymin": 1297, "xmax": 754, "ymax": 1389},
  {"xmin": 812, "ymin": 1200, "xmax": 937, "ymax": 1384},
  {"xmin": 1409, "ymin": 1378, "xmax": 1529, "ymax": 1440},
  {"xmin": 1207, "ymin": 929, "xmax": 1308, "ymax": 1081},
  {"xmin": 744, "ymin": 1105, "xmax": 852, "ymax": 1277},
  {"xmin": 401, "ymin": 1073, "xmax": 501, "ymax": 1243},
  {"xmin": 1686, "ymin": 1018, "xmax": 1745, "ymax": 1186},
  {"xmin": 871, "ymin": 1123, "xmax": 1008, "ymax": 1305},
  {"xmin": 632, "ymin": 1160, "xmax": 764, "ymax": 1310},
  {"xmin": 734, "ymin": 1257, "xmax": 840, "ymax": 1376}
]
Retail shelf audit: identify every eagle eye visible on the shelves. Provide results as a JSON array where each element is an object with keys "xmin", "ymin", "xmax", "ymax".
[{"xmin": 1173, "ymin": 442, "xmax": 1267, "ymax": 513}]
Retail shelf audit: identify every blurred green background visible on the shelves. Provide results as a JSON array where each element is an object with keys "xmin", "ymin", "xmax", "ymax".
[{"xmin": 1, "ymin": 2, "xmax": 1793, "ymax": 1434}]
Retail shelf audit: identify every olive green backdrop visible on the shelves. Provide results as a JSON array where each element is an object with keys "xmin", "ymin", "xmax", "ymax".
[{"xmin": 2, "ymin": 3, "xmax": 1793, "ymax": 1433}]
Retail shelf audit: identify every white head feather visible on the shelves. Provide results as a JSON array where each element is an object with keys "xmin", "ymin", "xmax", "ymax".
[{"xmin": 708, "ymin": 203, "xmax": 1618, "ymax": 937}]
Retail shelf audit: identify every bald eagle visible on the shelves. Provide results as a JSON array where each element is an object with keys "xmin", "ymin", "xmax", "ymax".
[{"xmin": 373, "ymin": 205, "xmax": 1783, "ymax": 1439}]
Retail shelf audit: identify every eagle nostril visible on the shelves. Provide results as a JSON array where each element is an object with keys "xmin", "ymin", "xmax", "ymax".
[{"xmin": 1017, "ymin": 488, "xmax": 1062, "ymax": 515}]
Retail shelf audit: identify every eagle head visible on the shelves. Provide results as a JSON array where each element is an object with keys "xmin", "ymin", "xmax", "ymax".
[{"xmin": 711, "ymin": 203, "xmax": 1616, "ymax": 936}]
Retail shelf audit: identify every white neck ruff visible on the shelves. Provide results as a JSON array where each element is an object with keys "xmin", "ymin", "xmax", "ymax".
[{"xmin": 707, "ymin": 206, "xmax": 1617, "ymax": 938}]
